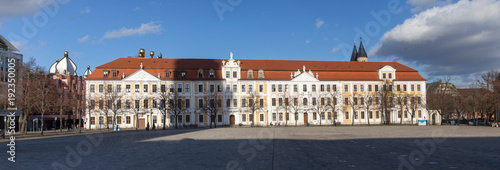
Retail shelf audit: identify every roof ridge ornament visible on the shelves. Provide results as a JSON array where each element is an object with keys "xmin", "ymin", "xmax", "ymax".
[{"xmin": 140, "ymin": 61, "xmax": 143, "ymax": 69}]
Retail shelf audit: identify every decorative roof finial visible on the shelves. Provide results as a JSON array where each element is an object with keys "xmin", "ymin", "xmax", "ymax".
[
  {"xmin": 87, "ymin": 65, "xmax": 90, "ymax": 69},
  {"xmin": 64, "ymin": 51, "xmax": 68, "ymax": 57},
  {"xmin": 360, "ymin": 36, "xmax": 363, "ymax": 43},
  {"xmin": 230, "ymin": 52, "xmax": 233, "ymax": 60},
  {"xmin": 303, "ymin": 65, "xmax": 306, "ymax": 72},
  {"xmin": 140, "ymin": 61, "xmax": 143, "ymax": 69}
]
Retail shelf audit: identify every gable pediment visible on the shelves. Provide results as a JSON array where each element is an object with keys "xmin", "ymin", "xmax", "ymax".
[
  {"xmin": 291, "ymin": 72, "xmax": 319, "ymax": 82},
  {"xmin": 123, "ymin": 69, "xmax": 160, "ymax": 81}
]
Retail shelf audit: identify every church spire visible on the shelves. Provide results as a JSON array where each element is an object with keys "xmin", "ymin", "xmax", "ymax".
[
  {"xmin": 357, "ymin": 38, "xmax": 367, "ymax": 58},
  {"xmin": 350, "ymin": 42, "xmax": 358, "ymax": 61}
]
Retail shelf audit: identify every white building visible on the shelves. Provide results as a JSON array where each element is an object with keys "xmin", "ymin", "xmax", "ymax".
[{"xmin": 84, "ymin": 45, "xmax": 428, "ymax": 129}]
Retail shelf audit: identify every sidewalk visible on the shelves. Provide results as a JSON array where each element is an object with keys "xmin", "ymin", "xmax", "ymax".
[{"xmin": 0, "ymin": 128, "xmax": 138, "ymax": 142}]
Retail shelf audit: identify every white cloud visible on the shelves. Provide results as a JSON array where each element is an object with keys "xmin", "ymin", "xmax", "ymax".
[
  {"xmin": 0, "ymin": 0, "xmax": 49, "ymax": 17},
  {"xmin": 315, "ymin": 18, "xmax": 325, "ymax": 29},
  {"xmin": 407, "ymin": 0, "xmax": 452, "ymax": 13},
  {"xmin": 103, "ymin": 22, "xmax": 161, "ymax": 39},
  {"xmin": 370, "ymin": 0, "xmax": 500, "ymax": 87},
  {"xmin": 305, "ymin": 40, "xmax": 311, "ymax": 44},
  {"xmin": 80, "ymin": 7, "xmax": 90, "ymax": 14},
  {"xmin": 10, "ymin": 40, "xmax": 27, "ymax": 50},
  {"xmin": 331, "ymin": 45, "xmax": 340, "ymax": 53},
  {"xmin": 78, "ymin": 35, "xmax": 90, "ymax": 43}
]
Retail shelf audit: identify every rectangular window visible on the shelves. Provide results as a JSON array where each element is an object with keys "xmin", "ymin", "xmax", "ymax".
[
  {"xmin": 327, "ymin": 85, "xmax": 331, "ymax": 92},
  {"xmin": 260, "ymin": 114, "xmax": 264, "ymax": 121},
  {"xmin": 417, "ymin": 84, "xmax": 421, "ymax": 91},
  {"xmin": 397, "ymin": 85, "xmax": 401, "ymax": 91},
  {"xmin": 360, "ymin": 84, "xmax": 364, "ymax": 92},
  {"xmin": 259, "ymin": 85, "xmax": 264, "ymax": 92},
  {"xmin": 226, "ymin": 84, "xmax": 230, "ymax": 92},
  {"xmin": 333, "ymin": 85, "xmax": 337, "ymax": 91},
  {"xmin": 233, "ymin": 84, "xmax": 237, "ymax": 92},
  {"xmin": 328, "ymin": 112, "xmax": 332, "ymax": 120},
  {"xmin": 178, "ymin": 84, "xmax": 183, "ymax": 92},
  {"xmin": 160, "ymin": 84, "xmax": 166, "ymax": 92},
  {"xmin": 126, "ymin": 116, "xmax": 131, "ymax": 124},
  {"xmin": 226, "ymin": 71, "xmax": 230, "ymax": 78},
  {"xmin": 209, "ymin": 84, "xmax": 215, "ymax": 92},
  {"xmin": 218, "ymin": 84, "xmax": 222, "ymax": 92},
  {"xmin": 260, "ymin": 99, "xmax": 264, "ymax": 107},
  {"xmin": 272, "ymin": 98, "xmax": 276, "ymax": 106},
  {"xmin": 272, "ymin": 84, "xmax": 276, "ymax": 92},
  {"xmin": 185, "ymin": 99, "xmax": 190, "ymax": 108},
  {"xmin": 90, "ymin": 84, "xmax": 95, "ymax": 93},
  {"xmin": 198, "ymin": 84, "xmax": 204, "ymax": 93},
  {"xmin": 242, "ymin": 99, "xmax": 247, "ymax": 107},
  {"xmin": 376, "ymin": 111, "xmax": 380, "ymax": 119},
  {"xmin": 198, "ymin": 99, "xmax": 204, "ymax": 108},
  {"xmin": 344, "ymin": 97, "xmax": 349, "ymax": 105},
  {"xmin": 233, "ymin": 71, "xmax": 237, "ymax": 78},
  {"xmin": 320, "ymin": 85, "xmax": 325, "ymax": 92},
  {"xmin": 143, "ymin": 84, "xmax": 148, "ymax": 92},
  {"xmin": 293, "ymin": 85, "xmax": 298, "ymax": 92},
  {"xmin": 312, "ymin": 85, "xmax": 316, "ymax": 92},
  {"xmin": 344, "ymin": 84, "xmax": 349, "ymax": 92},
  {"xmin": 126, "ymin": 100, "xmax": 131, "ymax": 109},
  {"xmin": 278, "ymin": 84, "xmax": 282, "ymax": 92},
  {"xmin": 199, "ymin": 115, "xmax": 204, "ymax": 123},
  {"xmin": 152, "ymin": 84, "xmax": 156, "ymax": 93},
  {"xmin": 418, "ymin": 110, "xmax": 422, "ymax": 118},
  {"xmin": 185, "ymin": 84, "xmax": 190, "ymax": 93},
  {"xmin": 279, "ymin": 98, "xmax": 283, "ymax": 106},
  {"xmin": 279, "ymin": 113, "xmax": 283, "ymax": 121},
  {"xmin": 227, "ymin": 99, "xmax": 231, "ymax": 107},
  {"xmin": 345, "ymin": 111, "xmax": 349, "ymax": 119},
  {"xmin": 273, "ymin": 113, "xmax": 277, "ymax": 121},
  {"xmin": 181, "ymin": 71, "xmax": 186, "ymax": 78},
  {"xmin": 233, "ymin": 99, "xmax": 237, "ymax": 107},
  {"xmin": 368, "ymin": 85, "xmax": 372, "ymax": 92},
  {"xmin": 209, "ymin": 71, "xmax": 215, "ymax": 78},
  {"xmin": 411, "ymin": 85, "xmax": 415, "ymax": 92},
  {"xmin": 285, "ymin": 85, "xmax": 289, "ymax": 92},
  {"xmin": 99, "ymin": 84, "xmax": 103, "ymax": 93},
  {"xmin": 354, "ymin": 85, "xmax": 358, "ymax": 92},
  {"xmin": 241, "ymin": 84, "xmax": 246, "ymax": 92},
  {"xmin": 170, "ymin": 84, "xmax": 174, "ymax": 92},
  {"xmin": 242, "ymin": 114, "xmax": 247, "ymax": 122},
  {"xmin": 375, "ymin": 85, "xmax": 379, "ymax": 92},
  {"xmin": 383, "ymin": 73, "xmax": 386, "ymax": 79},
  {"xmin": 248, "ymin": 84, "xmax": 253, "ymax": 92},
  {"xmin": 135, "ymin": 84, "xmax": 140, "ymax": 92},
  {"xmin": 135, "ymin": 100, "xmax": 140, "ymax": 109},
  {"xmin": 218, "ymin": 115, "xmax": 222, "ymax": 122},
  {"xmin": 403, "ymin": 85, "xmax": 407, "ymax": 91},
  {"xmin": 303, "ymin": 84, "xmax": 307, "ymax": 92}
]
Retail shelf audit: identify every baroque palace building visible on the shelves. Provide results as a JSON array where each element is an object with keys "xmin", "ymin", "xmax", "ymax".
[{"xmin": 84, "ymin": 42, "xmax": 428, "ymax": 129}]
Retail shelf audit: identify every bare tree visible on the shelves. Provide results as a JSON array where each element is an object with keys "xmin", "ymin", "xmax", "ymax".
[
  {"xmin": 360, "ymin": 93, "xmax": 375, "ymax": 126},
  {"xmin": 35, "ymin": 73, "xmax": 56, "ymax": 136},
  {"xmin": 18, "ymin": 58, "xmax": 42, "ymax": 134},
  {"xmin": 107, "ymin": 84, "xmax": 122, "ymax": 130},
  {"xmin": 245, "ymin": 91, "xmax": 263, "ymax": 126},
  {"xmin": 325, "ymin": 89, "xmax": 341, "ymax": 126},
  {"xmin": 163, "ymin": 87, "xmax": 184, "ymax": 129},
  {"xmin": 377, "ymin": 80, "xmax": 395, "ymax": 125},
  {"xmin": 276, "ymin": 93, "xmax": 292, "ymax": 126},
  {"xmin": 427, "ymin": 77, "xmax": 455, "ymax": 123},
  {"xmin": 289, "ymin": 93, "xmax": 303, "ymax": 126},
  {"xmin": 477, "ymin": 70, "xmax": 500, "ymax": 124},
  {"xmin": 310, "ymin": 92, "xmax": 329, "ymax": 126},
  {"xmin": 158, "ymin": 85, "xmax": 169, "ymax": 130},
  {"xmin": 395, "ymin": 92, "xmax": 408, "ymax": 124},
  {"xmin": 204, "ymin": 91, "xmax": 223, "ymax": 128}
]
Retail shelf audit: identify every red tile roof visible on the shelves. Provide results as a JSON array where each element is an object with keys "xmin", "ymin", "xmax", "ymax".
[{"xmin": 85, "ymin": 58, "xmax": 426, "ymax": 81}]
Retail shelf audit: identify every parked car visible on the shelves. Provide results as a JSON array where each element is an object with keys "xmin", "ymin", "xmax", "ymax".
[{"xmin": 468, "ymin": 120, "xmax": 486, "ymax": 126}]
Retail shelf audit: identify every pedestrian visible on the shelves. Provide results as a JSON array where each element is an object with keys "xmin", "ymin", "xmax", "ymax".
[
  {"xmin": 146, "ymin": 123, "xmax": 150, "ymax": 131},
  {"xmin": 152, "ymin": 123, "xmax": 156, "ymax": 131}
]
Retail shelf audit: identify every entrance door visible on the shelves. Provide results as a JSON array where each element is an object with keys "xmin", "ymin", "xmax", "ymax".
[
  {"xmin": 304, "ymin": 113, "xmax": 308, "ymax": 124},
  {"xmin": 432, "ymin": 114, "xmax": 436, "ymax": 125},
  {"xmin": 230, "ymin": 115, "xmax": 235, "ymax": 125},
  {"xmin": 139, "ymin": 118, "xmax": 145, "ymax": 128}
]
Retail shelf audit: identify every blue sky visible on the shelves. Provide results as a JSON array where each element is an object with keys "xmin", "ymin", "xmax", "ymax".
[{"xmin": 1, "ymin": 0, "xmax": 499, "ymax": 88}]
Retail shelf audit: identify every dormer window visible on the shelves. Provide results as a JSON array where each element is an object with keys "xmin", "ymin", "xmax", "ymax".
[
  {"xmin": 165, "ymin": 70, "xmax": 171, "ymax": 78},
  {"xmin": 388, "ymin": 73, "xmax": 392, "ymax": 79},
  {"xmin": 247, "ymin": 69, "xmax": 254, "ymax": 78},
  {"xmin": 209, "ymin": 69, "xmax": 215, "ymax": 78},
  {"xmin": 103, "ymin": 70, "xmax": 109, "ymax": 78},
  {"xmin": 258, "ymin": 70, "xmax": 264, "ymax": 78},
  {"xmin": 112, "ymin": 70, "xmax": 118, "ymax": 78},
  {"xmin": 382, "ymin": 73, "xmax": 386, "ymax": 79},
  {"xmin": 181, "ymin": 71, "xmax": 186, "ymax": 78},
  {"xmin": 173, "ymin": 71, "xmax": 178, "ymax": 78},
  {"xmin": 198, "ymin": 69, "xmax": 204, "ymax": 78}
]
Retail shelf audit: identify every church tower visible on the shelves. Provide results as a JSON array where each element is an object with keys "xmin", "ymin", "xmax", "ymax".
[{"xmin": 349, "ymin": 37, "xmax": 368, "ymax": 62}]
